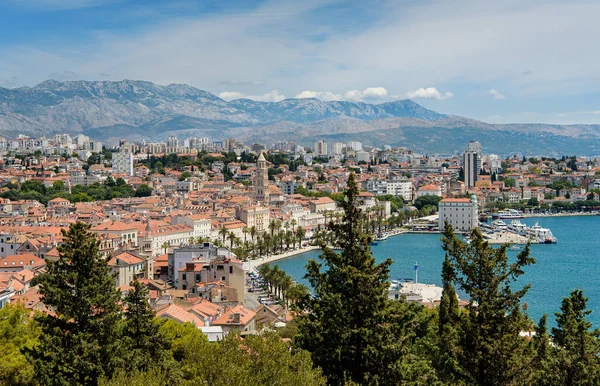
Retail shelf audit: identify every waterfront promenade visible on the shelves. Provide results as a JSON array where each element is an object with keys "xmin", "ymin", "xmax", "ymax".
[{"xmin": 248, "ymin": 245, "xmax": 321, "ymax": 272}]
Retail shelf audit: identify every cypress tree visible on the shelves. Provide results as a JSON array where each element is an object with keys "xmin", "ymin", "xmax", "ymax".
[
  {"xmin": 436, "ymin": 231, "xmax": 463, "ymax": 385},
  {"xmin": 123, "ymin": 278, "xmax": 171, "ymax": 373},
  {"xmin": 551, "ymin": 290, "xmax": 600, "ymax": 385},
  {"xmin": 441, "ymin": 224, "xmax": 536, "ymax": 386},
  {"xmin": 295, "ymin": 173, "xmax": 437, "ymax": 385},
  {"xmin": 26, "ymin": 222, "xmax": 124, "ymax": 386}
]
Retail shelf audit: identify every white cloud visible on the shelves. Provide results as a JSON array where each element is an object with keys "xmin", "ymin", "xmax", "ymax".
[
  {"xmin": 295, "ymin": 90, "xmax": 343, "ymax": 101},
  {"xmin": 406, "ymin": 87, "xmax": 453, "ymax": 100},
  {"xmin": 218, "ymin": 91, "xmax": 245, "ymax": 100},
  {"xmin": 295, "ymin": 87, "xmax": 388, "ymax": 102},
  {"xmin": 218, "ymin": 90, "xmax": 285, "ymax": 102},
  {"xmin": 362, "ymin": 87, "xmax": 388, "ymax": 99},
  {"xmin": 258, "ymin": 90, "xmax": 285, "ymax": 102},
  {"xmin": 488, "ymin": 89, "xmax": 506, "ymax": 100},
  {"xmin": 343, "ymin": 90, "xmax": 363, "ymax": 102},
  {"xmin": 4, "ymin": 0, "xmax": 600, "ymax": 119}
]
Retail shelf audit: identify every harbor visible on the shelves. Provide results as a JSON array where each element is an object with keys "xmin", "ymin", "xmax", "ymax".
[
  {"xmin": 270, "ymin": 215, "xmax": 600, "ymax": 327},
  {"xmin": 482, "ymin": 210, "xmax": 558, "ymax": 244}
]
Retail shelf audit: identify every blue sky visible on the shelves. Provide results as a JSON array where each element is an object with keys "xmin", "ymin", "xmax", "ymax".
[{"xmin": 1, "ymin": 0, "xmax": 600, "ymax": 124}]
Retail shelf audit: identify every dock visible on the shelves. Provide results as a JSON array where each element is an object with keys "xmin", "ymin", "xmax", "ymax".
[{"xmin": 483, "ymin": 231, "xmax": 530, "ymax": 245}]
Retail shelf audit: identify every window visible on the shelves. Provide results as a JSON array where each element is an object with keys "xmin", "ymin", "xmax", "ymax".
[
  {"xmin": 182, "ymin": 273, "xmax": 186, "ymax": 280},
  {"xmin": 196, "ymin": 273, "xmax": 200, "ymax": 281},
  {"xmin": 182, "ymin": 284, "xmax": 186, "ymax": 290},
  {"xmin": 221, "ymin": 276, "xmax": 226, "ymax": 281},
  {"xmin": 229, "ymin": 266, "xmax": 233, "ymax": 274}
]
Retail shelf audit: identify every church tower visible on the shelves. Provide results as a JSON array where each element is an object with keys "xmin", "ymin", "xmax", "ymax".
[{"xmin": 255, "ymin": 152, "xmax": 269, "ymax": 203}]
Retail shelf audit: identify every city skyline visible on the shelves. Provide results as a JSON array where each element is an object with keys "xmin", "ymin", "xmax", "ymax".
[{"xmin": 1, "ymin": 0, "xmax": 600, "ymax": 125}]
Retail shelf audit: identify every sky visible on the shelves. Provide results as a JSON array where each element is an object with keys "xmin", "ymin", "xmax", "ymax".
[{"xmin": 1, "ymin": 0, "xmax": 600, "ymax": 124}]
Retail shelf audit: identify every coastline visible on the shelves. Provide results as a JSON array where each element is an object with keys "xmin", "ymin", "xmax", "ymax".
[
  {"xmin": 248, "ymin": 245, "xmax": 321, "ymax": 271},
  {"xmin": 247, "ymin": 228, "xmax": 412, "ymax": 272},
  {"xmin": 524, "ymin": 212, "xmax": 598, "ymax": 218}
]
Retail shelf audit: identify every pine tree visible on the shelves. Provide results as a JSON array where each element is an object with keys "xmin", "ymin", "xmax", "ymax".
[
  {"xmin": 441, "ymin": 223, "xmax": 536, "ymax": 386},
  {"xmin": 551, "ymin": 290, "xmax": 600, "ymax": 385},
  {"xmin": 295, "ymin": 173, "xmax": 437, "ymax": 385},
  {"xmin": 531, "ymin": 314, "xmax": 560, "ymax": 386},
  {"xmin": 123, "ymin": 278, "xmax": 171, "ymax": 373},
  {"xmin": 26, "ymin": 222, "xmax": 125, "ymax": 386}
]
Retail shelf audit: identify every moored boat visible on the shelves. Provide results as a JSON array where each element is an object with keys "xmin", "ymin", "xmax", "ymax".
[{"xmin": 492, "ymin": 209, "xmax": 525, "ymax": 219}]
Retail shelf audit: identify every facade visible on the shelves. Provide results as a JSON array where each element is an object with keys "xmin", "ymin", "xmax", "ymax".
[
  {"xmin": 112, "ymin": 149, "xmax": 134, "ymax": 176},
  {"xmin": 171, "ymin": 215, "xmax": 211, "ymax": 239},
  {"xmin": 438, "ymin": 196, "xmax": 478, "ymax": 232},
  {"xmin": 177, "ymin": 257, "xmax": 245, "ymax": 302},
  {"xmin": 417, "ymin": 184, "xmax": 442, "ymax": 198},
  {"xmin": 168, "ymin": 243, "xmax": 231, "ymax": 281},
  {"xmin": 108, "ymin": 251, "xmax": 145, "ymax": 287},
  {"xmin": 238, "ymin": 206, "xmax": 270, "ymax": 233}
]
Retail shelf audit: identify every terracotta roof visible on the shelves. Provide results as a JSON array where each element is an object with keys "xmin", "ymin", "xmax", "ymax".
[
  {"xmin": 0, "ymin": 253, "xmax": 45, "ymax": 269},
  {"xmin": 156, "ymin": 303, "xmax": 204, "ymax": 326},
  {"xmin": 213, "ymin": 305, "xmax": 256, "ymax": 326},
  {"xmin": 440, "ymin": 198, "xmax": 471, "ymax": 203},
  {"xmin": 108, "ymin": 251, "xmax": 144, "ymax": 266}
]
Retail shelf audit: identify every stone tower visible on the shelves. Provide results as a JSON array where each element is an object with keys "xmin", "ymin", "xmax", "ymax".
[{"xmin": 255, "ymin": 152, "xmax": 269, "ymax": 203}]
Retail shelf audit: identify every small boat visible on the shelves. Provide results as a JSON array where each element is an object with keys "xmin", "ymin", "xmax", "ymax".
[
  {"xmin": 370, "ymin": 241, "xmax": 379, "ymax": 246},
  {"xmin": 508, "ymin": 244, "xmax": 522, "ymax": 251},
  {"xmin": 375, "ymin": 233, "xmax": 389, "ymax": 241}
]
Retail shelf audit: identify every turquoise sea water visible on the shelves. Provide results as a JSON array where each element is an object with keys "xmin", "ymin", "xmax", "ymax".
[{"xmin": 270, "ymin": 216, "xmax": 600, "ymax": 327}]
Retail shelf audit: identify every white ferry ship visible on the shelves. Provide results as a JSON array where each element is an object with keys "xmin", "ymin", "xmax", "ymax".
[
  {"xmin": 526, "ymin": 222, "xmax": 558, "ymax": 244},
  {"xmin": 492, "ymin": 209, "xmax": 525, "ymax": 219},
  {"xmin": 507, "ymin": 220, "xmax": 528, "ymax": 235}
]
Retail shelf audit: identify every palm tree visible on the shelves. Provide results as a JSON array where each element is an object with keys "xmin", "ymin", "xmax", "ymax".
[
  {"xmin": 280, "ymin": 275, "xmax": 293, "ymax": 304},
  {"xmin": 269, "ymin": 219, "xmax": 277, "ymax": 237},
  {"xmin": 188, "ymin": 237, "xmax": 195, "ymax": 245},
  {"xmin": 249, "ymin": 225, "xmax": 257, "ymax": 242},
  {"xmin": 218, "ymin": 226, "xmax": 228, "ymax": 243},
  {"xmin": 242, "ymin": 226, "xmax": 249, "ymax": 243},
  {"xmin": 285, "ymin": 230, "xmax": 293, "ymax": 251},
  {"xmin": 296, "ymin": 226, "xmax": 305, "ymax": 248},
  {"xmin": 161, "ymin": 241, "xmax": 170, "ymax": 254},
  {"xmin": 290, "ymin": 218, "xmax": 297, "ymax": 234},
  {"xmin": 227, "ymin": 231, "xmax": 237, "ymax": 249},
  {"xmin": 286, "ymin": 283, "xmax": 310, "ymax": 309}
]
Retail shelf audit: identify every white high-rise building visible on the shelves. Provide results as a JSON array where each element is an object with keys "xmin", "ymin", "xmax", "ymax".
[
  {"xmin": 331, "ymin": 142, "xmax": 343, "ymax": 155},
  {"xmin": 112, "ymin": 148, "xmax": 134, "ymax": 176},
  {"xmin": 347, "ymin": 141, "xmax": 363, "ymax": 151},
  {"xmin": 463, "ymin": 141, "xmax": 482, "ymax": 189},
  {"xmin": 314, "ymin": 141, "xmax": 328, "ymax": 156}
]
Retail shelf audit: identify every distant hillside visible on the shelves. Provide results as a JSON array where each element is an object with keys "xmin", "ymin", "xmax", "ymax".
[
  {"xmin": 1, "ymin": 79, "xmax": 599, "ymax": 155},
  {"xmin": 0, "ymin": 79, "xmax": 444, "ymax": 138}
]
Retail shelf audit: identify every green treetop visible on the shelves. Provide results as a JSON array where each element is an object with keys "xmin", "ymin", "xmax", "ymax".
[{"xmin": 26, "ymin": 222, "xmax": 125, "ymax": 386}]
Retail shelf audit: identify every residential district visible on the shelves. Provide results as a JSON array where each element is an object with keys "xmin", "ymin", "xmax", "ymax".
[{"xmin": 1, "ymin": 133, "xmax": 600, "ymax": 340}]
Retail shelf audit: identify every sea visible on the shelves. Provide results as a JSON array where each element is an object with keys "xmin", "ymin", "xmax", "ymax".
[{"xmin": 270, "ymin": 215, "xmax": 600, "ymax": 327}]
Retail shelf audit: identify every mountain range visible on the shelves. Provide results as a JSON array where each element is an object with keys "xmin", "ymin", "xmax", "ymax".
[{"xmin": 1, "ymin": 79, "xmax": 599, "ymax": 156}]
